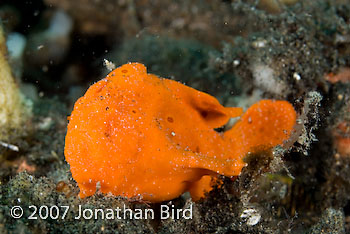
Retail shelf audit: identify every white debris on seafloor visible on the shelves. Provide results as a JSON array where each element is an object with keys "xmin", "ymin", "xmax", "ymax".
[
  {"xmin": 103, "ymin": 59, "xmax": 116, "ymax": 71},
  {"xmin": 47, "ymin": 10, "xmax": 73, "ymax": 39},
  {"xmin": 293, "ymin": 72, "xmax": 301, "ymax": 81},
  {"xmin": 38, "ymin": 117, "xmax": 53, "ymax": 130},
  {"xmin": 0, "ymin": 140, "xmax": 19, "ymax": 152},
  {"xmin": 5, "ymin": 32, "xmax": 27, "ymax": 79},
  {"xmin": 6, "ymin": 32, "xmax": 26, "ymax": 60},
  {"xmin": 252, "ymin": 38, "xmax": 267, "ymax": 48},
  {"xmin": 233, "ymin": 59, "xmax": 240, "ymax": 66},
  {"xmin": 251, "ymin": 62, "xmax": 287, "ymax": 95},
  {"xmin": 240, "ymin": 208, "xmax": 261, "ymax": 226}
]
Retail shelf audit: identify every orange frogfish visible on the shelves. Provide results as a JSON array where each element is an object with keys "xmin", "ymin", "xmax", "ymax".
[{"xmin": 65, "ymin": 62, "xmax": 296, "ymax": 202}]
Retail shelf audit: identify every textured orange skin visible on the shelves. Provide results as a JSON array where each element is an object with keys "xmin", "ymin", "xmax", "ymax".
[{"xmin": 65, "ymin": 63, "xmax": 296, "ymax": 202}]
